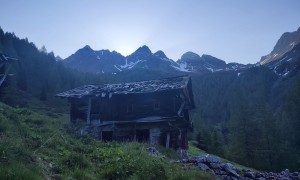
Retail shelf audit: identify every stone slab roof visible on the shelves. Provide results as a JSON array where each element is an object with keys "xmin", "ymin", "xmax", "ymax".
[{"xmin": 56, "ymin": 76, "xmax": 192, "ymax": 99}]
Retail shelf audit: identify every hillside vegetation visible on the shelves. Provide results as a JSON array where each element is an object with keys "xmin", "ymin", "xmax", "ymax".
[
  {"xmin": 0, "ymin": 102, "xmax": 211, "ymax": 179},
  {"xmin": 190, "ymin": 68, "xmax": 300, "ymax": 171}
]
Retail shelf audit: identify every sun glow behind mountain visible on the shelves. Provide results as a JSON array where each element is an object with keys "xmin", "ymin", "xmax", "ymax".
[
  {"xmin": 102, "ymin": 24, "xmax": 153, "ymax": 57},
  {"xmin": 117, "ymin": 46, "xmax": 136, "ymax": 57}
]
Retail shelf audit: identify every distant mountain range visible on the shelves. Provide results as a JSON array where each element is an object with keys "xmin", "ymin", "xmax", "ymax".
[
  {"xmin": 63, "ymin": 46, "xmax": 250, "ymax": 74},
  {"xmin": 63, "ymin": 27, "xmax": 300, "ymax": 76}
]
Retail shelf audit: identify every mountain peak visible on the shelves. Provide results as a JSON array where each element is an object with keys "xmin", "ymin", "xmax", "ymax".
[
  {"xmin": 260, "ymin": 27, "xmax": 300, "ymax": 65},
  {"xmin": 83, "ymin": 45, "xmax": 93, "ymax": 50},
  {"xmin": 55, "ymin": 56, "xmax": 63, "ymax": 61},
  {"xmin": 181, "ymin": 51, "xmax": 201, "ymax": 61},
  {"xmin": 134, "ymin": 45, "xmax": 152, "ymax": 55},
  {"xmin": 154, "ymin": 50, "xmax": 167, "ymax": 59},
  {"xmin": 201, "ymin": 54, "xmax": 226, "ymax": 66},
  {"xmin": 73, "ymin": 45, "xmax": 94, "ymax": 55}
]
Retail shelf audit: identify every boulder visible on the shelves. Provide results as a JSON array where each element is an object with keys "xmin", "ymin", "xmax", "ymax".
[
  {"xmin": 214, "ymin": 169, "xmax": 227, "ymax": 175},
  {"xmin": 198, "ymin": 163, "xmax": 210, "ymax": 171},
  {"xmin": 187, "ymin": 155, "xmax": 300, "ymax": 180},
  {"xmin": 223, "ymin": 163, "xmax": 239, "ymax": 177},
  {"xmin": 209, "ymin": 162, "xmax": 223, "ymax": 170},
  {"xmin": 256, "ymin": 177, "xmax": 266, "ymax": 180},
  {"xmin": 220, "ymin": 175, "xmax": 232, "ymax": 180},
  {"xmin": 206, "ymin": 156, "xmax": 221, "ymax": 163},
  {"xmin": 244, "ymin": 170, "xmax": 256, "ymax": 179},
  {"xmin": 192, "ymin": 155, "xmax": 207, "ymax": 163},
  {"xmin": 192, "ymin": 154, "xmax": 221, "ymax": 164}
]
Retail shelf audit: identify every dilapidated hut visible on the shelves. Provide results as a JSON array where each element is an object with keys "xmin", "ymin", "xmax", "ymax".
[{"xmin": 56, "ymin": 76, "xmax": 195, "ymax": 150}]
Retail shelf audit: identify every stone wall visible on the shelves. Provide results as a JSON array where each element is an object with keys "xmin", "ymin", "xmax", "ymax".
[{"xmin": 177, "ymin": 155, "xmax": 300, "ymax": 180}]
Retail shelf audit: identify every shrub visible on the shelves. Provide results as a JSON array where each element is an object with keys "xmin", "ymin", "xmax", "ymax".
[
  {"xmin": 0, "ymin": 163, "xmax": 44, "ymax": 180},
  {"xmin": 61, "ymin": 151, "xmax": 89, "ymax": 169}
]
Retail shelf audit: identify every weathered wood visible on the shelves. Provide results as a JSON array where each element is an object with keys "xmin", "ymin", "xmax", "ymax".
[
  {"xmin": 178, "ymin": 129, "xmax": 182, "ymax": 145},
  {"xmin": 166, "ymin": 132, "xmax": 170, "ymax": 148},
  {"xmin": 177, "ymin": 102, "xmax": 185, "ymax": 116},
  {"xmin": 70, "ymin": 102, "xmax": 76, "ymax": 123},
  {"xmin": 150, "ymin": 128, "xmax": 160, "ymax": 145},
  {"xmin": 99, "ymin": 130, "xmax": 102, "ymax": 140},
  {"xmin": 134, "ymin": 123, "xmax": 137, "ymax": 141},
  {"xmin": 87, "ymin": 98, "xmax": 91, "ymax": 124},
  {"xmin": 180, "ymin": 129, "xmax": 188, "ymax": 149},
  {"xmin": 58, "ymin": 76, "xmax": 196, "ymax": 150}
]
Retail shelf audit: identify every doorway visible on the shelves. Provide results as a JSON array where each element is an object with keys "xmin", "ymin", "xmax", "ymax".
[{"xmin": 136, "ymin": 129, "xmax": 150, "ymax": 142}]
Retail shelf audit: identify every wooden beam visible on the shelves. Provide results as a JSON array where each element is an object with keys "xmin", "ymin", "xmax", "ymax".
[
  {"xmin": 134, "ymin": 123, "xmax": 137, "ymax": 141},
  {"xmin": 87, "ymin": 98, "xmax": 91, "ymax": 124},
  {"xmin": 178, "ymin": 129, "xmax": 182, "ymax": 148},
  {"xmin": 99, "ymin": 130, "xmax": 102, "ymax": 141},
  {"xmin": 70, "ymin": 102, "xmax": 75, "ymax": 123},
  {"xmin": 177, "ymin": 102, "xmax": 185, "ymax": 116},
  {"xmin": 150, "ymin": 128, "xmax": 160, "ymax": 145},
  {"xmin": 166, "ymin": 132, "xmax": 170, "ymax": 148}
]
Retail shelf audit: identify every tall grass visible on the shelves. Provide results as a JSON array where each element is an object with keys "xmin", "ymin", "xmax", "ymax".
[{"xmin": 0, "ymin": 102, "xmax": 211, "ymax": 179}]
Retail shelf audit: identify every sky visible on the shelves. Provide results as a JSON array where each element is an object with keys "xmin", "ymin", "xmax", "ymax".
[{"xmin": 0, "ymin": 0, "xmax": 300, "ymax": 64}]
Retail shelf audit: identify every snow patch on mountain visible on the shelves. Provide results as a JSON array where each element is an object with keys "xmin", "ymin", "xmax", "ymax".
[
  {"xmin": 206, "ymin": 67, "xmax": 214, "ymax": 72},
  {"xmin": 120, "ymin": 59, "xmax": 145, "ymax": 70},
  {"xmin": 171, "ymin": 62, "xmax": 191, "ymax": 72},
  {"xmin": 114, "ymin": 65, "xmax": 122, "ymax": 72}
]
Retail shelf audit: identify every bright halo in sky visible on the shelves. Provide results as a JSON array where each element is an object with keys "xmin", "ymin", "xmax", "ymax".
[
  {"xmin": 95, "ymin": 18, "xmax": 153, "ymax": 57},
  {"xmin": 116, "ymin": 45, "xmax": 136, "ymax": 56},
  {"xmin": 106, "ymin": 31, "xmax": 149, "ymax": 57}
]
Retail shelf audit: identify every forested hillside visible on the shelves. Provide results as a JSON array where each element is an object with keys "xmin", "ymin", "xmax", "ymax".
[
  {"xmin": 0, "ymin": 28, "xmax": 117, "ymax": 106},
  {"xmin": 191, "ymin": 67, "xmax": 300, "ymax": 171},
  {"xmin": 0, "ymin": 27, "xmax": 300, "ymax": 173}
]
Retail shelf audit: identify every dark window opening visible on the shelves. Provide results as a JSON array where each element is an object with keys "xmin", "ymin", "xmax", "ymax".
[
  {"xmin": 136, "ymin": 129, "xmax": 149, "ymax": 142},
  {"xmin": 160, "ymin": 131, "xmax": 173, "ymax": 148},
  {"xmin": 127, "ymin": 104, "xmax": 133, "ymax": 113},
  {"xmin": 183, "ymin": 109, "xmax": 189, "ymax": 121},
  {"xmin": 153, "ymin": 102, "xmax": 160, "ymax": 110},
  {"xmin": 102, "ymin": 131, "xmax": 113, "ymax": 142},
  {"xmin": 91, "ymin": 99, "xmax": 100, "ymax": 114}
]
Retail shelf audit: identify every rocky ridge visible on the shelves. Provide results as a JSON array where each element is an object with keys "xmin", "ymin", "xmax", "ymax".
[{"xmin": 260, "ymin": 27, "xmax": 300, "ymax": 65}]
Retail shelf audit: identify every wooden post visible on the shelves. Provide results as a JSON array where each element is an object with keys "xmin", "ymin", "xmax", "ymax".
[
  {"xmin": 99, "ymin": 131, "xmax": 102, "ymax": 141},
  {"xmin": 87, "ymin": 98, "xmax": 91, "ymax": 124},
  {"xmin": 166, "ymin": 132, "xmax": 170, "ymax": 148},
  {"xmin": 112, "ymin": 123, "xmax": 116, "ymax": 141},
  {"xmin": 134, "ymin": 123, "xmax": 137, "ymax": 141},
  {"xmin": 70, "ymin": 101, "xmax": 75, "ymax": 123},
  {"xmin": 150, "ymin": 128, "xmax": 160, "ymax": 145},
  {"xmin": 178, "ymin": 129, "xmax": 182, "ymax": 148}
]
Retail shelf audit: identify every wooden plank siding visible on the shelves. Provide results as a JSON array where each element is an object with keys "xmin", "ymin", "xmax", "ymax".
[{"xmin": 59, "ymin": 76, "xmax": 195, "ymax": 150}]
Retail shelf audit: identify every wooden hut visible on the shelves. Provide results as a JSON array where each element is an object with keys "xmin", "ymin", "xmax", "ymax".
[{"xmin": 56, "ymin": 76, "xmax": 195, "ymax": 150}]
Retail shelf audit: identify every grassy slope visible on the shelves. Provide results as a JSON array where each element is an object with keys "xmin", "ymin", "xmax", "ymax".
[{"xmin": 0, "ymin": 102, "xmax": 211, "ymax": 180}]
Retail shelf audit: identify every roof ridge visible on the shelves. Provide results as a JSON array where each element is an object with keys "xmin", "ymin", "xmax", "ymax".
[{"xmin": 56, "ymin": 76, "xmax": 191, "ymax": 98}]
